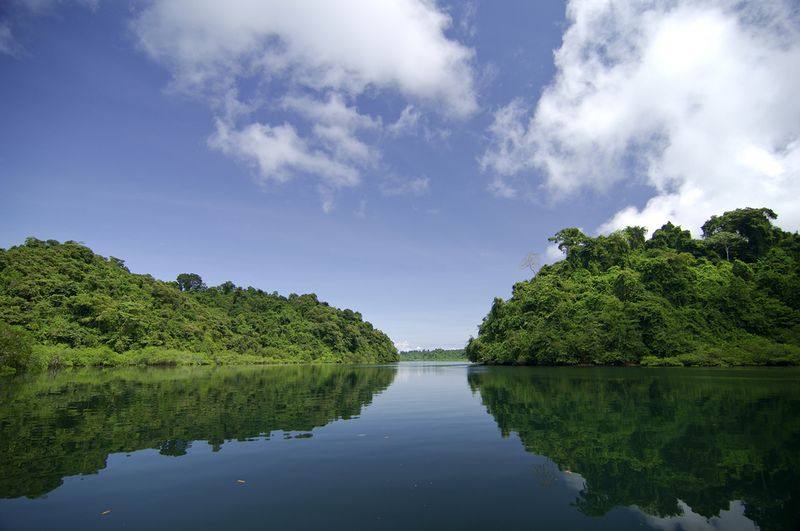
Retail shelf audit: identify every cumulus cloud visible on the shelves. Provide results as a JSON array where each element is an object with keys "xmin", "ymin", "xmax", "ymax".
[
  {"xmin": 209, "ymin": 119, "xmax": 360, "ymax": 188},
  {"xmin": 282, "ymin": 93, "xmax": 380, "ymax": 132},
  {"xmin": 282, "ymin": 93, "xmax": 380, "ymax": 166},
  {"xmin": 132, "ymin": 0, "xmax": 476, "ymax": 210},
  {"xmin": 481, "ymin": 99, "xmax": 531, "ymax": 197},
  {"xmin": 481, "ymin": 0, "xmax": 800, "ymax": 234},
  {"xmin": 134, "ymin": 0, "xmax": 476, "ymax": 116}
]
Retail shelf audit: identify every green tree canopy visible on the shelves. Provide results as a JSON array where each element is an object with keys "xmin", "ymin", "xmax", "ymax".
[
  {"xmin": 701, "ymin": 207, "xmax": 778, "ymax": 261},
  {"xmin": 467, "ymin": 207, "xmax": 800, "ymax": 366},
  {"xmin": 0, "ymin": 239, "xmax": 398, "ymax": 370},
  {"xmin": 176, "ymin": 273, "xmax": 206, "ymax": 292}
]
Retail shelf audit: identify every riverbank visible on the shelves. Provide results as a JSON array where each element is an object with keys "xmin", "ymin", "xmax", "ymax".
[
  {"xmin": 0, "ymin": 344, "xmax": 368, "ymax": 375},
  {"xmin": 468, "ymin": 344, "xmax": 800, "ymax": 367}
]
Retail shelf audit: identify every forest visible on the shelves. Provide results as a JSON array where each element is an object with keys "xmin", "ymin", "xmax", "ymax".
[
  {"xmin": 398, "ymin": 348, "xmax": 466, "ymax": 361},
  {"xmin": 466, "ymin": 207, "xmax": 800, "ymax": 366},
  {"xmin": 0, "ymin": 238, "xmax": 397, "ymax": 373}
]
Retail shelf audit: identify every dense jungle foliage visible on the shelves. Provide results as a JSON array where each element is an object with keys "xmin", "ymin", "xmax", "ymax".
[
  {"xmin": 468, "ymin": 366, "xmax": 800, "ymax": 531},
  {"xmin": 466, "ymin": 207, "xmax": 800, "ymax": 366},
  {"xmin": 398, "ymin": 348, "xmax": 466, "ymax": 361},
  {"xmin": 0, "ymin": 238, "xmax": 397, "ymax": 373},
  {"xmin": 0, "ymin": 364, "xmax": 396, "ymax": 498}
]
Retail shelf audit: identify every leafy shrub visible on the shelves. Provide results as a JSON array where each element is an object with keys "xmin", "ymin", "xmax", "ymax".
[{"xmin": 640, "ymin": 356, "xmax": 684, "ymax": 367}]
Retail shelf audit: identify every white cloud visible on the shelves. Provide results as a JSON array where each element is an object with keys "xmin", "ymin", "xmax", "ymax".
[
  {"xmin": 382, "ymin": 175, "xmax": 430, "ymax": 197},
  {"xmin": 208, "ymin": 119, "xmax": 360, "ymax": 189},
  {"xmin": 393, "ymin": 339, "xmax": 420, "ymax": 352},
  {"xmin": 0, "ymin": 23, "xmax": 16, "ymax": 56},
  {"xmin": 482, "ymin": 0, "xmax": 800, "ymax": 234},
  {"xmin": 387, "ymin": 105, "xmax": 421, "ymax": 137},
  {"xmin": 133, "ymin": 0, "xmax": 476, "ymax": 210},
  {"xmin": 542, "ymin": 243, "xmax": 564, "ymax": 265},
  {"xmin": 283, "ymin": 93, "xmax": 380, "ymax": 166},
  {"xmin": 206, "ymin": 93, "xmax": 379, "ymax": 211},
  {"xmin": 423, "ymin": 125, "xmax": 452, "ymax": 147},
  {"xmin": 282, "ymin": 93, "xmax": 380, "ymax": 131},
  {"xmin": 487, "ymin": 176, "xmax": 516, "ymax": 199},
  {"xmin": 459, "ymin": 0, "xmax": 478, "ymax": 38},
  {"xmin": 481, "ymin": 98, "xmax": 530, "ymax": 185},
  {"xmin": 387, "ymin": 104, "xmax": 453, "ymax": 149},
  {"xmin": 134, "ymin": 0, "xmax": 476, "ymax": 116}
]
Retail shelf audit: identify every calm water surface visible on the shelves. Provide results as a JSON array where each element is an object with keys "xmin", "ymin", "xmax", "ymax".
[{"xmin": 0, "ymin": 363, "xmax": 798, "ymax": 530}]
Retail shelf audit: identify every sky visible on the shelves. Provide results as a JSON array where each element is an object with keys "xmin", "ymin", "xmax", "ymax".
[{"xmin": 1, "ymin": 0, "xmax": 799, "ymax": 350}]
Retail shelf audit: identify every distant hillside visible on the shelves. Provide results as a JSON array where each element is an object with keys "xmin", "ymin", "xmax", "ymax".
[
  {"xmin": 399, "ymin": 348, "xmax": 467, "ymax": 361},
  {"xmin": 467, "ymin": 207, "xmax": 800, "ymax": 366},
  {"xmin": 0, "ymin": 238, "xmax": 397, "ymax": 372}
]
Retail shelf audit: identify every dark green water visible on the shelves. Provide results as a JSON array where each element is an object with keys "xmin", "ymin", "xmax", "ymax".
[{"xmin": 0, "ymin": 363, "xmax": 798, "ymax": 530}]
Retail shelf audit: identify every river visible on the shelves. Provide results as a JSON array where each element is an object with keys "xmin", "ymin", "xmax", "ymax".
[{"xmin": 0, "ymin": 362, "xmax": 798, "ymax": 530}]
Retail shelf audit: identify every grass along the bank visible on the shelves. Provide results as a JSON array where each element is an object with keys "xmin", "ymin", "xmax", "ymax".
[
  {"xmin": 28, "ymin": 345, "xmax": 288, "ymax": 370},
  {"xmin": 1, "ymin": 332, "xmax": 357, "ymax": 375},
  {"xmin": 638, "ymin": 334, "xmax": 800, "ymax": 367}
]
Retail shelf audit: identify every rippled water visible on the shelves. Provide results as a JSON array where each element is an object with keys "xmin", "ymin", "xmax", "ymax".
[{"xmin": 0, "ymin": 363, "xmax": 798, "ymax": 530}]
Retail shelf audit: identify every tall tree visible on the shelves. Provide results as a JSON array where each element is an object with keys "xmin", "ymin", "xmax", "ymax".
[
  {"xmin": 176, "ymin": 273, "xmax": 206, "ymax": 292},
  {"xmin": 701, "ymin": 207, "xmax": 778, "ymax": 261},
  {"xmin": 705, "ymin": 231, "xmax": 747, "ymax": 261}
]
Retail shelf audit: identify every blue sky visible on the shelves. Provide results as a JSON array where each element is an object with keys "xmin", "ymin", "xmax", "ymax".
[{"xmin": 2, "ymin": 0, "xmax": 799, "ymax": 350}]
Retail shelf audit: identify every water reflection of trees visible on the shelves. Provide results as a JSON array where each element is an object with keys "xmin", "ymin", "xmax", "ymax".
[
  {"xmin": 0, "ymin": 364, "xmax": 396, "ymax": 498},
  {"xmin": 468, "ymin": 367, "xmax": 800, "ymax": 531}
]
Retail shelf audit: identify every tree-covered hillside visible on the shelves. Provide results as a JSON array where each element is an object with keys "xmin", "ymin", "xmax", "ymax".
[
  {"xmin": 0, "ymin": 238, "xmax": 397, "ymax": 372},
  {"xmin": 466, "ymin": 208, "xmax": 800, "ymax": 366}
]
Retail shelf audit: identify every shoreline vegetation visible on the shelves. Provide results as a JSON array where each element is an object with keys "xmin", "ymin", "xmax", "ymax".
[
  {"xmin": 0, "ymin": 238, "xmax": 398, "ymax": 375},
  {"xmin": 3, "ymin": 206, "xmax": 800, "ymax": 374},
  {"xmin": 398, "ymin": 348, "xmax": 467, "ymax": 361},
  {"xmin": 467, "ymin": 207, "xmax": 800, "ymax": 367}
]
